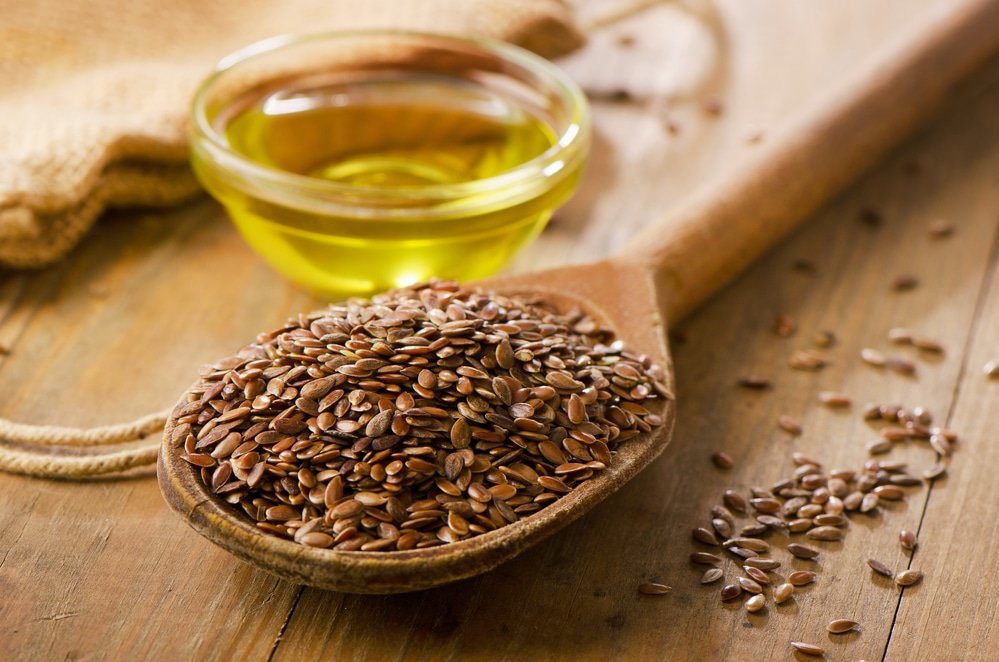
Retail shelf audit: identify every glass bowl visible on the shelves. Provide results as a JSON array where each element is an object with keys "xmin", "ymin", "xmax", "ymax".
[{"xmin": 190, "ymin": 30, "xmax": 590, "ymax": 298}]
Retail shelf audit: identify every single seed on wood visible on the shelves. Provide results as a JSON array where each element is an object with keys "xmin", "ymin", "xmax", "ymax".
[
  {"xmin": 789, "ymin": 350, "xmax": 827, "ymax": 371},
  {"xmin": 757, "ymin": 515, "xmax": 789, "ymax": 534},
  {"xmin": 723, "ymin": 490, "xmax": 748, "ymax": 513},
  {"xmin": 720, "ymin": 584, "xmax": 742, "ymax": 601},
  {"xmin": 862, "ymin": 402, "xmax": 883, "ymax": 420},
  {"xmin": 928, "ymin": 218, "xmax": 954, "ymax": 237},
  {"xmin": 892, "ymin": 275, "xmax": 919, "ymax": 291},
  {"xmin": 701, "ymin": 568, "xmax": 724, "ymax": 584},
  {"xmin": 899, "ymin": 530, "xmax": 918, "ymax": 550},
  {"xmin": 867, "ymin": 558, "xmax": 894, "ymax": 577},
  {"xmin": 787, "ymin": 543, "xmax": 820, "ymax": 559},
  {"xmin": 737, "ymin": 576, "xmax": 763, "ymax": 594},
  {"xmin": 922, "ymin": 463, "xmax": 947, "ymax": 480},
  {"xmin": 886, "ymin": 356, "xmax": 917, "ymax": 376},
  {"xmin": 812, "ymin": 330, "xmax": 836, "ymax": 347},
  {"xmin": 743, "ymin": 566, "xmax": 771, "ymax": 584},
  {"xmin": 790, "ymin": 642, "xmax": 825, "ymax": 656},
  {"xmin": 860, "ymin": 493, "xmax": 879, "ymax": 513},
  {"xmin": 745, "ymin": 558, "xmax": 781, "ymax": 571},
  {"xmin": 690, "ymin": 552, "xmax": 723, "ymax": 565},
  {"xmin": 860, "ymin": 348, "xmax": 886, "ymax": 367},
  {"xmin": 895, "ymin": 569, "xmax": 923, "ymax": 586},
  {"xmin": 866, "ymin": 439, "xmax": 892, "ymax": 455},
  {"xmin": 727, "ymin": 537, "xmax": 770, "ymax": 553},
  {"xmin": 873, "ymin": 485, "xmax": 905, "ymax": 500},
  {"xmin": 727, "ymin": 547, "xmax": 759, "ymax": 560},
  {"xmin": 827, "ymin": 619, "xmax": 859, "ymax": 634},
  {"xmin": 774, "ymin": 314, "xmax": 796, "ymax": 337},
  {"xmin": 890, "ymin": 474, "xmax": 922, "ymax": 486},
  {"xmin": 843, "ymin": 491, "xmax": 863, "ymax": 511},
  {"xmin": 788, "ymin": 570, "xmax": 817, "ymax": 586},
  {"xmin": 692, "ymin": 527, "xmax": 720, "ymax": 546},
  {"xmin": 750, "ymin": 498, "xmax": 782, "ymax": 514},
  {"xmin": 740, "ymin": 524, "xmax": 770, "ymax": 537},
  {"xmin": 778, "ymin": 415, "xmax": 802, "ymax": 435},
  {"xmin": 818, "ymin": 391, "xmax": 851, "ymax": 407},
  {"xmin": 984, "ymin": 361, "xmax": 999, "ymax": 378},
  {"xmin": 911, "ymin": 335, "xmax": 944, "ymax": 353},
  {"xmin": 807, "ymin": 526, "xmax": 844, "ymax": 541},
  {"xmin": 737, "ymin": 376, "xmax": 771, "ymax": 390},
  {"xmin": 712, "ymin": 518, "xmax": 734, "ymax": 539},
  {"xmin": 745, "ymin": 594, "xmax": 766, "ymax": 612},
  {"xmin": 774, "ymin": 582, "xmax": 794, "ymax": 604},
  {"xmin": 888, "ymin": 328, "xmax": 914, "ymax": 344},
  {"xmin": 789, "ymin": 518, "xmax": 812, "ymax": 533},
  {"xmin": 881, "ymin": 426, "xmax": 911, "ymax": 441},
  {"xmin": 711, "ymin": 451, "xmax": 735, "ymax": 469},
  {"xmin": 638, "ymin": 582, "xmax": 672, "ymax": 595},
  {"xmin": 814, "ymin": 514, "xmax": 847, "ymax": 527},
  {"xmin": 930, "ymin": 434, "xmax": 953, "ymax": 457}
]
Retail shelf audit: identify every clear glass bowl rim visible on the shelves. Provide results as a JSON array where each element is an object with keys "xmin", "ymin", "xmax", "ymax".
[{"xmin": 190, "ymin": 29, "xmax": 591, "ymax": 209}]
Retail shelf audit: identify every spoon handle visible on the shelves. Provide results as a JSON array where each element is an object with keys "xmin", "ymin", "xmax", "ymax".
[{"xmin": 621, "ymin": 0, "xmax": 999, "ymax": 322}]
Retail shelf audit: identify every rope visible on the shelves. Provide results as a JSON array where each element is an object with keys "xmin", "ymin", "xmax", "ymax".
[
  {"xmin": 0, "ymin": 409, "xmax": 169, "ymax": 479},
  {"xmin": 0, "ymin": 439, "xmax": 160, "ymax": 478}
]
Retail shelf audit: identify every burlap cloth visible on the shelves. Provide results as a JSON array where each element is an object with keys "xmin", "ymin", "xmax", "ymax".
[{"xmin": 0, "ymin": 0, "xmax": 582, "ymax": 269}]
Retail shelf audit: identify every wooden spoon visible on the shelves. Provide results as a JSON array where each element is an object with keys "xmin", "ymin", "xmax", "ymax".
[{"xmin": 159, "ymin": 0, "xmax": 999, "ymax": 593}]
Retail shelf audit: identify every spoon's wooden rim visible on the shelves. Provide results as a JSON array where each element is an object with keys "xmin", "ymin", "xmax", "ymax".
[{"xmin": 157, "ymin": 392, "xmax": 674, "ymax": 593}]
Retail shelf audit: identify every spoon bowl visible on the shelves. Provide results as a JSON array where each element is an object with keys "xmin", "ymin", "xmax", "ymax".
[{"xmin": 158, "ymin": 262, "xmax": 675, "ymax": 593}]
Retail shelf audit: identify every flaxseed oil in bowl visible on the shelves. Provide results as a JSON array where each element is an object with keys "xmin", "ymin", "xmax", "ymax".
[{"xmin": 190, "ymin": 32, "xmax": 590, "ymax": 297}]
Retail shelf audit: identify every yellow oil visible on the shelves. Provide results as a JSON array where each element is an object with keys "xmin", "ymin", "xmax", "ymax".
[{"xmin": 195, "ymin": 76, "xmax": 582, "ymax": 297}]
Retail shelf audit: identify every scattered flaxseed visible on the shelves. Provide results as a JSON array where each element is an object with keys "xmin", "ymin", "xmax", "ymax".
[
  {"xmin": 899, "ymin": 529, "xmax": 918, "ymax": 550},
  {"xmin": 701, "ymin": 568, "xmax": 724, "ymax": 584},
  {"xmin": 888, "ymin": 327, "xmax": 914, "ymax": 344},
  {"xmin": 711, "ymin": 451, "xmax": 735, "ymax": 470},
  {"xmin": 818, "ymin": 391, "xmax": 851, "ymax": 408},
  {"xmin": 885, "ymin": 356, "xmax": 917, "ymax": 376},
  {"xmin": 690, "ymin": 552, "xmax": 723, "ymax": 566},
  {"xmin": 984, "ymin": 361, "xmax": 999, "ymax": 378},
  {"xmin": 774, "ymin": 583, "xmax": 794, "ymax": 604},
  {"xmin": 720, "ymin": 584, "xmax": 742, "ymax": 601},
  {"xmin": 866, "ymin": 439, "xmax": 892, "ymax": 455},
  {"xmin": 791, "ymin": 641, "xmax": 825, "ymax": 656},
  {"xmin": 827, "ymin": 619, "xmax": 859, "ymax": 634},
  {"xmin": 692, "ymin": 527, "xmax": 721, "ymax": 546},
  {"xmin": 638, "ymin": 582, "xmax": 672, "ymax": 595},
  {"xmin": 723, "ymin": 490, "xmax": 749, "ymax": 514},
  {"xmin": 788, "ymin": 571, "xmax": 817, "ymax": 587},
  {"xmin": 806, "ymin": 526, "xmax": 844, "ymax": 542},
  {"xmin": 867, "ymin": 558, "xmax": 893, "ymax": 577},
  {"xmin": 860, "ymin": 348, "xmax": 886, "ymax": 367},
  {"xmin": 892, "ymin": 275, "xmax": 919, "ymax": 292},
  {"xmin": 745, "ymin": 594, "xmax": 766, "ymax": 612},
  {"xmin": 928, "ymin": 219, "xmax": 954, "ymax": 238},
  {"xmin": 777, "ymin": 415, "xmax": 802, "ymax": 435},
  {"xmin": 737, "ymin": 376, "xmax": 771, "ymax": 390},
  {"xmin": 789, "ymin": 350, "xmax": 828, "ymax": 371},
  {"xmin": 930, "ymin": 434, "xmax": 953, "ymax": 457},
  {"xmin": 812, "ymin": 330, "xmax": 836, "ymax": 348},
  {"xmin": 787, "ymin": 543, "xmax": 819, "ymax": 560},
  {"xmin": 895, "ymin": 569, "xmax": 923, "ymax": 586},
  {"xmin": 922, "ymin": 463, "xmax": 947, "ymax": 480},
  {"xmin": 911, "ymin": 335, "xmax": 944, "ymax": 353},
  {"xmin": 745, "ymin": 558, "xmax": 781, "ymax": 571},
  {"xmin": 737, "ymin": 576, "xmax": 763, "ymax": 594},
  {"xmin": 774, "ymin": 314, "xmax": 796, "ymax": 337},
  {"xmin": 743, "ymin": 566, "xmax": 771, "ymax": 585}
]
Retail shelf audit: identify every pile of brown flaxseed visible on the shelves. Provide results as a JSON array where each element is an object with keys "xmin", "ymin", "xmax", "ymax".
[{"xmin": 170, "ymin": 281, "xmax": 669, "ymax": 551}]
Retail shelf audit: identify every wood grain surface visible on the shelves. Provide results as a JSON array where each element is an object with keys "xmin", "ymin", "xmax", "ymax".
[{"xmin": 2, "ymin": 1, "xmax": 997, "ymax": 660}]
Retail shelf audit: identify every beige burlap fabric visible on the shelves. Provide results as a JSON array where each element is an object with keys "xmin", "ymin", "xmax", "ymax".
[{"xmin": 0, "ymin": 0, "xmax": 582, "ymax": 269}]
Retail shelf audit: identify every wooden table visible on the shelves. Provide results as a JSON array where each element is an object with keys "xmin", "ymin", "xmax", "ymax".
[{"xmin": 2, "ymin": 1, "xmax": 997, "ymax": 659}]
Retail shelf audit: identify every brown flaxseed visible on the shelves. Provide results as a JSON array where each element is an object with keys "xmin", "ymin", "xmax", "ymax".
[
  {"xmin": 899, "ymin": 530, "xmax": 918, "ymax": 550},
  {"xmin": 867, "ymin": 558, "xmax": 893, "ymax": 577},
  {"xmin": 818, "ymin": 391, "xmax": 851, "ymax": 408},
  {"xmin": 179, "ymin": 281, "xmax": 668, "ymax": 552},
  {"xmin": 711, "ymin": 451, "xmax": 735, "ymax": 470},
  {"xmin": 790, "ymin": 642, "xmax": 825, "ymax": 656},
  {"xmin": 778, "ymin": 415, "xmax": 802, "ymax": 435},
  {"xmin": 827, "ymin": 619, "xmax": 859, "ymax": 634},
  {"xmin": 895, "ymin": 569, "xmax": 923, "ymax": 586},
  {"xmin": 745, "ymin": 594, "xmax": 766, "ymax": 612},
  {"xmin": 701, "ymin": 568, "xmax": 724, "ymax": 584},
  {"xmin": 638, "ymin": 582, "xmax": 672, "ymax": 595},
  {"xmin": 774, "ymin": 582, "xmax": 794, "ymax": 604}
]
